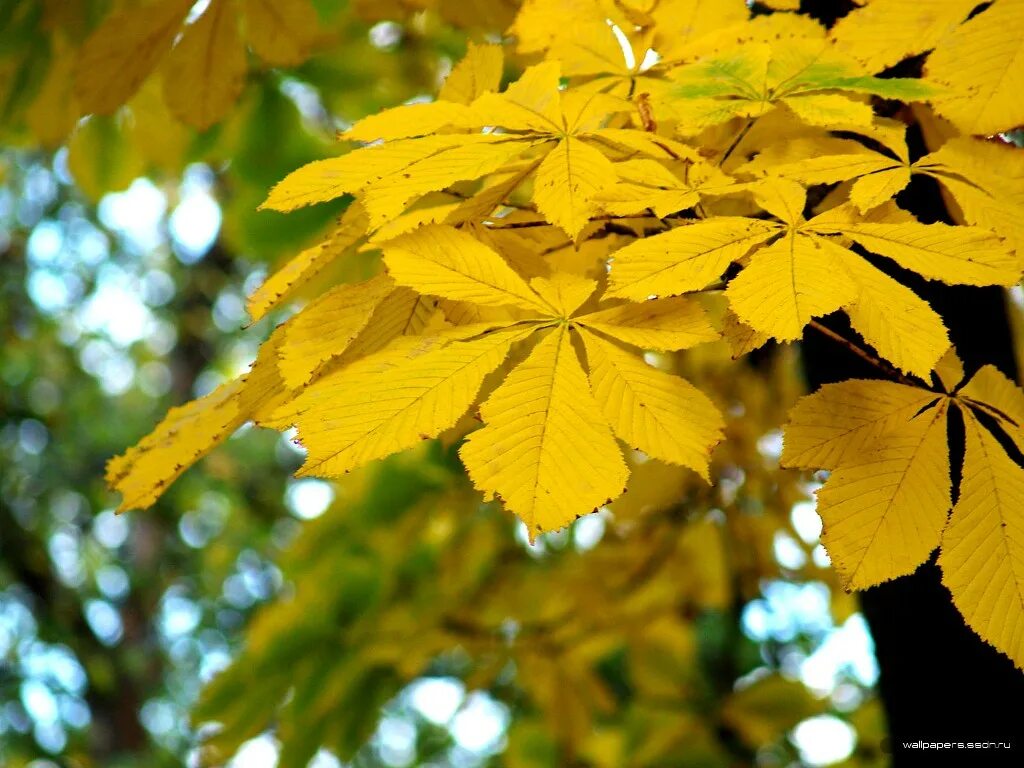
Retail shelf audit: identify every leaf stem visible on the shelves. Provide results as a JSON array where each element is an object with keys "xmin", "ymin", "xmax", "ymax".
[
  {"xmin": 807, "ymin": 320, "xmax": 916, "ymax": 386},
  {"xmin": 719, "ymin": 117, "xmax": 756, "ymax": 167}
]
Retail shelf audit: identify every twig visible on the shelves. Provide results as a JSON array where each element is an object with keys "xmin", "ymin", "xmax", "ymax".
[
  {"xmin": 808, "ymin": 320, "xmax": 917, "ymax": 386},
  {"xmin": 719, "ymin": 117, "xmax": 756, "ymax": 167}
]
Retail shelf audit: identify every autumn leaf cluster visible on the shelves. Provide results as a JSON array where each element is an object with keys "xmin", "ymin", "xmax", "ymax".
[{"xmin": 106, "ymin": 0, "xmax": 1024, "ymax": 670}]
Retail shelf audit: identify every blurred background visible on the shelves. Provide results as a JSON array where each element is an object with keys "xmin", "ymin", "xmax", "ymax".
[{"xmin": 1, "ymin": 1, "xmax": 888, "ymax": 766}]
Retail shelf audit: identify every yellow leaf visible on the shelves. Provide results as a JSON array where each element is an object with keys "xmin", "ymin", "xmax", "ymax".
[
  {"xmin": 916, "ymin": 138, "xmax": 1024, "ymax": 256},
  {"xmin": 445, "ymin": 161, "xmax": 541, "ymax": 224},
  {"xmin": 439, "ymin": 42, "xmax": 504, "ymax": 105},
  {"xmin": 782, "ymin": 379, "xmax": 940, "ymax": 470},
  {"xmin": 577, "ymin": 297, "xmax": 718, "ymax": 351},
  {"xmin": 849, "ymin": 167, "xmax": 912, "ymax": 213},
  {"xmin": 782, "ymin": 93, "xmax": 875, "ymax": 127},
  {"xmin": 650, "ymin": 0, "xmax": 751, "ymax": 62},
  {"xmin": 331, "ymin": 289, "xmax": 439, "ymax": 368},
  {"xmin": 597, "ymin": 158, "xmax": 736, "ymax": 218},
  {"xmin": 607, "ymin": 218, "xmax": 778, "ymax": 300},
  {"xmin": 726, "ymin": 232, "xmax": 856, "ymax": 341},
  {"xmin": 277, "ymin": 275, "xmax": 395, "ymax": 388},
  {"xmin": 961, "ymin": 366, "xmax": 1024, "ymax": 421},
  {"xmin": 859, "ymin": 118, "xmax": 915, "ymax": 163},
  {"xmin": 549, "ymin": 18, "xmax": 635, "ymax": 78},
  {"xmin": 939, "ymin": 413, "xmax": 1024, "ymax": 669},
  {"xmin": 597, "ymin": 184, "xmax": 698, "ymax": 219},
  {"xmin": 561, "ymin": 91, "xmax": 630, "ymax": 134},
  {"xmin": 343, "ymin": 100, "xmax": 470, "ymax": 142},
  {"xmin": 288, "ymin": 327, "xmax": 529, "ymax": 477},
  {"xmin": 823, "ymin": 237, "xmax": 950, "ymax": 377},
  {"xmin": 381, "ymin": 225, "xmax": 553, "ymax": 313},
  {"xmin": 243, "ymin": 0, "xmax": 321, "ymax": 66},
  {"xmin": 461, "ymin": 327, "xmax": 629, "ymax": 535},
  {"xmin": 581, "ymin": 330, "xmax": 724, "ymax": 480},
  {"xmin": 934, "ymin": 347, "xmax": 965, "ymax": 392},
  {"xmin": 601, "ymin": 157, "xmax": 687, "ymax": 189},
  {"xmin": 107, "ymin": 329, "xmax": 294, "ymax": 509},
  {"xmin": 585, "ymin": 129, "xmax": 701, "ymax": 163},
  {"xmin": 739, "ymin": 121, "xmax": 909, "ymax": 172},
  {"xmin": 471, "ymin": 61, "xmax": 563, "ymax": 133},
  {"xmin": 529, "ymin": 273, "xmax": 597, "ymax": 316},
  {"xmin": 106, "ymin": 378, "xmax": 246, "ymax": 511},
  {"xmin": 367, "ymin": 197, "xmax": 462, "ymax": 243},
  {"xmin": 752, "ymin": 178, "xmax": 806, "ymax": 226},
  {"xmin": 546, "ymin": 234, "xmax": 629, "ymax": 278},
  {"xmin": 744, "ymin": 151, "xmax": 902, "ymax": 188},
  {"xmin": 721, "ymin": 309, "xmax": 770, "ymax": 358},
  {"xmin": 830, "ymin": 0, "xmax": 978, "ymax": 72},
  {"xmin": 817, "ymin": 398, "xmax": 950, "ymax": 588},
  {"xmin": 926, "ymin": 0, "xmax": 1024, "ymax": 135},
  {"xmin": 931, "ymin": 171, "xmax": 1024, "ymax": 262},
  {"xmin": 809, "ymin": 214, "xmax": 1020, "ymax": 286},
  {"xmin": 659, "ymin": 96, "xmax": 762, "ymax": 136},
  {"xmin": 477, "ymin": 219, "xmax": 571, "ymax": 270},
  {"xmin": 260, "ymin": 135, "xmax": 471, "ymax": 212},
  {"xmin": 958, "ymin": 365, "xmax": 1024, "ymax": 454},
  {"xmin": 673, "ymin": 10, "xmax": 825, "ymax": 63},
  {"xmin": 74, "ymin": 0, "xmax": 193, "ymax": 115},
  {"xmin": 162, "ymin": 0, "xmax": 247, "ymax": 130},
  {"xmin": 533, "ymin": 137, "xmax": 615, "ymax": 239},
  {"xmin": 237, "ymin": 328, "xmax": 291, "ymax": 423},
  {"xmin": 439, "ymin": 298, "xmax": 514, "ymax": 327},
  {"xmin": 510, "ymin": 0, "xmax": 617, "ymax": 55},
  {"xmin": 497, "ymin": 59, "xmax": 562, "ymax": 124},
  {"xmin": 362, "ymin": 137, "xmax": 535, "ymax": 227},
  {"xmin": 247, "ymin": 203, "xmax": 368, "ymax": 322}
]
